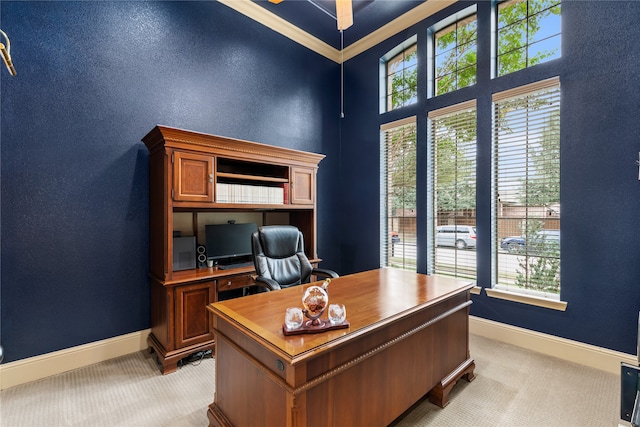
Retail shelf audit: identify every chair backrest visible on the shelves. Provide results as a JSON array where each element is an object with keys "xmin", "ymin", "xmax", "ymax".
[{"xmin": 251, "ymin": 225, "xmax": 313, "ymax": 288}]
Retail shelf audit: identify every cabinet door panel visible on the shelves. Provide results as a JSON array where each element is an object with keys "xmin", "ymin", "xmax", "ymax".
[
  {"xmin": 291, "ymin": 167, "xmax": 315, "ymax": 205},
  {"xmin": 173, "ymin": 152, "xmax": 213, "ymax": 202},
  {"xmin": 175, "ymin": 281, "xmax": 215, "ymax": 348}
]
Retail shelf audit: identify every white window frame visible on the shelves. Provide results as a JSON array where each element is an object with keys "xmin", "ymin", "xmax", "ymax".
[
  {"xmin": 427, "ymin": 4, "xmax": 477, "ymax": 98},
  {"xmin": 379, "ymin": 36, "xmax": 418, "ymax": 114},
  {"xmin": 428, "ymin": 100, "xmax": 478, "ymax": 281},
  {"xmin": 495, "ymin": 0, "xmax": 562, "ymax": 77},
  {"xmin": 489, "ymin": 76, "xmax": 566, "ymax": 311},
  {"xmin": 380, "ymin": 117, "xmax": 417, "ymax": 271}
]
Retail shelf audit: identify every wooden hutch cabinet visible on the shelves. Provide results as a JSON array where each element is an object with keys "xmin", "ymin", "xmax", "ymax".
[{"xmin": 142, "ymin": 125, "xmax": 325, "ymax": 374}]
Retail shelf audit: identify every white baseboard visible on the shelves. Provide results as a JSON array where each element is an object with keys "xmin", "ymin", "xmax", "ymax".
[
  {"xmin": 0, "ymin": 329, "xmax": 150, "ymax": 390},
  {"xmin": 470, "ymin": 316, "xmax": 636, "ymax": 374},
  {"xmin": 0, "ymin": 319, "xmax": 635, "ymax": 390}
]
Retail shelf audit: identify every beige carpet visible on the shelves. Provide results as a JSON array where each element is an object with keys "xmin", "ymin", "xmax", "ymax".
[
  {"xmin": 392, "ymin": 335, "xmax": 620, "ymax": 427},
  {"xmin": 0, "ymin": 335, "xmax": 622, "ymax": 426}
]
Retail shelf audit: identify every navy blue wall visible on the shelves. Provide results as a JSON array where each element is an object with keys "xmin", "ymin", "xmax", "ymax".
[
  {"xmin": 340, "ymin": 1, "xmax": 640, "ymax": 354},
  {"xmin": 3, "ymin": 0, "xmax": 640, "ymax": 364},
  {"xmin": 0, "ymin": 2, "xmax": 341, "ymax": 363}
]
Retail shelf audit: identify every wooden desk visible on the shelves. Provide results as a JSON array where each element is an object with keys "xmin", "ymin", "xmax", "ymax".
[{"xmin": 206, "ymin": 268, "xmax": 475, "ymax": 427}]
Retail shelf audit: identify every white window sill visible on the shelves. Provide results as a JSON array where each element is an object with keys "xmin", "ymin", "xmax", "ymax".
[{"xmin": 485, "ymin": 288, "xmax": 567, "ymax": 311}]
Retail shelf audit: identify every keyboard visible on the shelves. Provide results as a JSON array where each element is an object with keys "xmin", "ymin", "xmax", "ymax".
[{"xmin": 219, "ymin": 262, "xmax": 254, "ymax": 270}]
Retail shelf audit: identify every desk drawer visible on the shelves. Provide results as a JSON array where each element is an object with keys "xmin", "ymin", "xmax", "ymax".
[{"xmin": 217, "ymin": 274, "xmax": 255, "ymax": 292}]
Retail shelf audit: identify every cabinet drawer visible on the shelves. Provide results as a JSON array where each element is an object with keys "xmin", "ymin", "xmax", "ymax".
[{"xmin": 217, "ymin": 274, "xmax": 255, "ymax": 292}]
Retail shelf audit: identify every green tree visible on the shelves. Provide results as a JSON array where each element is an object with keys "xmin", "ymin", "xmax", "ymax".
[
  {"xmin": 389, "ymin": 48, "xmax": 417, "ymax": 110},
  {"xmin": 434, "ymin": 110, "xmax": 477, "ymax": 213},
  {"xmin": 514, "ymin": 220, "xmax": 560, "ymax": 293},
  {"xmin": 387, "ymin": 125, "xmax": 417, "ymax": 212},
  {"xmin": 522, "ymin": 109, "xmax": 560, "ymax": 207},
  {"xmin": 435, "ymin": 0, "xmax": 561, "ymax": 94},
  {"xmin": 497, "ymin": 0, "xmax": 561, "ymax": 76},
  {"xmin": 435, "ymin": 15, "xmax": 477, "ymax": 95},
  {"xmin": 389, "ymin": 0, "xmax": 560, "ymax": 144}
]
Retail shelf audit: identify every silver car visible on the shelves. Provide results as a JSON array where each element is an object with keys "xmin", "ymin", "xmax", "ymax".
[{"xmin": 436, "ymin": 225, "xmax": 477, "ymax": 250}]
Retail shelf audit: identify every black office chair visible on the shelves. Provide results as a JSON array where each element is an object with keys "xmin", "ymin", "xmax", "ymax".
[{"xmin": 251, "ymin": 225, "xmax": 338, "ymax": 291}]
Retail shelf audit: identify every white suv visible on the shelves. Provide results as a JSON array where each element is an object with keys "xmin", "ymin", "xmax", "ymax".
[{"xmin": 436, "ymin": 225, "xmax": 477, "ymax": 250}]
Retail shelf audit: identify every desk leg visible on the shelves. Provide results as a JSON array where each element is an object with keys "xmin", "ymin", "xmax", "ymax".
[
  {"xmin": 207, "ymin": 401, "xmax": 232, "ymax": 427},
  {"xmin": 428, "ymin": 358, "xmax": 476, "ymax": 408}
]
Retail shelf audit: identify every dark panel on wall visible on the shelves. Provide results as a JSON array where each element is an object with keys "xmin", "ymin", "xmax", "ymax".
[
  {"xmin": 0, "ymin": 1, "xmax": 340, "ymax": 363},
  {"xmin": 340, "ymin": 0, "xmax": 640, "ymax": 354}
]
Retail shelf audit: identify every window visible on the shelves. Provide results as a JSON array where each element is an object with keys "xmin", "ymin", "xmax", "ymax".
[
  {"xmin": 381, "ymin": 117, "xmax": 417, "ymax": 270},
  {"xmin": 382, "ymin": 41, "xmax": 417, "ymax": 112},
  {"xmin": 497, "ymin": 0, "xmax": 561, "ymax": 77},
  {"xmin": 433, "ymin": 12, "xmax": 477, "ymax": 96},
  {"xmin": 429, "ymin": 101, "xmax": 477, "ymax": 280},
  {"xmin": 492, "ymin": 77, "xmax": 561, "ymax": 299}
]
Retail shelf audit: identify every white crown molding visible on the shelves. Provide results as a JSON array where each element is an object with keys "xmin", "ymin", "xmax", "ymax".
[
  {"xmin": 218, "ymin": 0, "xmax": 457, "ymax": 64},
  {"xmin": 218, "ymin": 0, "xmax": 341, "ymax": 63},
  {"xmin": 342, "ymin": 0, "xmax": 456, "ymax": 62}
]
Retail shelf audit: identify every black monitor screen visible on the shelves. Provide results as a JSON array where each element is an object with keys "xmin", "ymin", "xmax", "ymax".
[{"xmin": 205, "ymin": 223, "xmax": 258, "ymax": 261}]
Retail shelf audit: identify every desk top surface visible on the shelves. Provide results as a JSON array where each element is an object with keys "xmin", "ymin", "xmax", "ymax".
[{"xmin": 208, "ymin": 268, "xmax": 473, "ymax": 362}]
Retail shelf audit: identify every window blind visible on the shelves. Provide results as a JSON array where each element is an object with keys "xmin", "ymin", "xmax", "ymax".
[
  {"xmin": 428, "ymin": 100, "xmax": 477, "ymax": 280},
  {"xmin": 492, "ymin": 77, "xmax": 561, "ymax": 298},
  {"xmin": 380, "ymin": 117, "xmax": 417, "ymax": 271}
]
